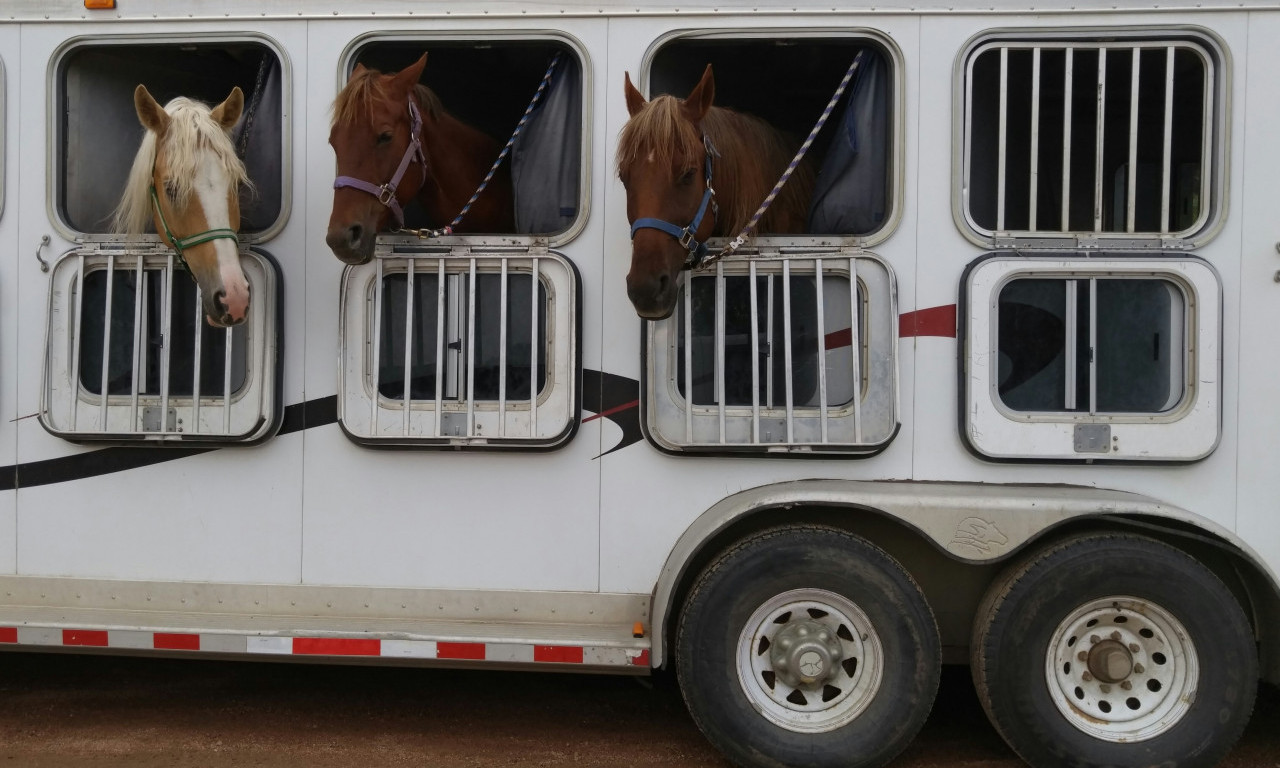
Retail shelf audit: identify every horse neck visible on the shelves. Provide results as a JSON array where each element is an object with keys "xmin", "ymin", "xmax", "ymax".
[
  {"xmin": 702, "ymin": 107, "xmax": 812, "ymax": 235},
  {"xmin": 416, "ymin": 110, "xmax": 512, "ymax": 230}
]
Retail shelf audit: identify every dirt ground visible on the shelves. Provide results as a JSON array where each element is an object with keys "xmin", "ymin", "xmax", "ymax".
[{"xmin": 0, "ymin": 651, "xmax": 1275, "ymax": 768}]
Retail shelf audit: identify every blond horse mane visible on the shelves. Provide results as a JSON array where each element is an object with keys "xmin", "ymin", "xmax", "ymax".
[
  {"xmin": 111, "ymin": 96, "xmax": 253, "ymax": 236},
  {"xmin": 616, "ymin": 94, "xmax": 813, "ymax": 235}
]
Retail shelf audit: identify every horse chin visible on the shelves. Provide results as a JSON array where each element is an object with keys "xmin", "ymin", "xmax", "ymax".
[
  {"xmin": 635, "ymin": 303, "xmax": 677, "ymax": 321},
  {"xmin": 206, "ymin": 314, "xmax": 248, "ymax": 329}
]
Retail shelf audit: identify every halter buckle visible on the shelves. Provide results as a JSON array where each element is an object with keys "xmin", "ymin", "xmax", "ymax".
[
  {"xmin": 377, "ymin": 184, "xmax": 397, "ymax": 206},
  {"xmin": 678, "ymin": 228, "xmax": 698, "ymax": 252}
]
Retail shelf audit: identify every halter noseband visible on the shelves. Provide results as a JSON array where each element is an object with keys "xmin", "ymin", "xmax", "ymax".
[
  {"xmin": 149, "ymin": 183, "xmax": 239, "ymax": 273},
  {"xmin": 333, "ymin": 97, "xmax": 426, "ymax": 228},
  {"xmin": 629, "ymin": 135, "xmax": 720, "ymax": 270}
]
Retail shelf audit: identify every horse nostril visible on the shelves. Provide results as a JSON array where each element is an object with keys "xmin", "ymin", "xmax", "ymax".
[
  {"xmin": 347, "ymin": 224, "xmax": 364, "ymax": 248},
  {"xmin": 656, "ymin": 273, "xmax": 670, "ymax": 296},
  {"xmin": 213, "ymin": 289, "xmax": 229, "ymax": 316}
]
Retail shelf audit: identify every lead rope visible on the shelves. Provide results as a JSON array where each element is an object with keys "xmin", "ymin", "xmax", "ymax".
[
  {"xmin": 401, "ymin": 52, "xmax": 563, "ymax": 238},
  {"xmin": 696, "ymin": 49, "xmax": 866, "ymax": 271}
]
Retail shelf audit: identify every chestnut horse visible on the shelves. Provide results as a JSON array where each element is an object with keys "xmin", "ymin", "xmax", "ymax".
[
  {"xmin": 326, "ymin": 53, "xmax": 514, "ymax": 264},
  {"xmin": 112, "ymin": 85, "xmax": 253, "ymax": 327},
  {"xmin": 618, "ymin": 65, "xmax": 814, "ymax": 319}
]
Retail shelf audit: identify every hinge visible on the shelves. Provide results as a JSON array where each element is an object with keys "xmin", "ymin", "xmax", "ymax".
[{"xmin": 992, "ymin": 232, "xmax": 1188, "ymax": 251}]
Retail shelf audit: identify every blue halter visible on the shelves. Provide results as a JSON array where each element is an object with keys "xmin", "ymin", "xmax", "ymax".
[{"xmin": 629, "ymin": 135, "xmax": 720, "ymax": 270}]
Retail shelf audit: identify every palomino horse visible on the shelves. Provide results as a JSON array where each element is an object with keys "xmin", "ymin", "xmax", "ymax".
[
  {"xmin": 112, "ymin": 85, "xmax": 253, "ymax": 328},
  {"xmin": 618, "ymin": 65, "xmax": 814, "ymax": 319},
  {"xmin": 326, "ymin": 53, "xmax": 514, "ymax": 264}
]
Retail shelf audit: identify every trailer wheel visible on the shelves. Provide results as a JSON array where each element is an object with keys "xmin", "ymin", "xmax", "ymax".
[
  {"xmin": 972, "ymin": 534, "xmax": 1257, "ymax": 768},
  {"xmin": 676, "ymin": 525, "xmax": 940, "ymax": 768}
]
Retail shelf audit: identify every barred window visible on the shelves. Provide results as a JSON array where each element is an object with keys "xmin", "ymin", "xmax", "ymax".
[
  {"xmin": 645, "ymin": 253, "xmax": 896, "ymax": 455},
  {"xmin": 41, "ymin": 248, "xmax": 281, "ymax": 443},
  {"xmin": 339, "ymin": 249, "xmax": 578, "ymax": 449},
  {"xmin": 963, "ymin": 255, "xmax": 1220, "ymax": 462},
  {"xmin": 961, "ymin": 33, "xmax": 1221, "ymax": 241}
]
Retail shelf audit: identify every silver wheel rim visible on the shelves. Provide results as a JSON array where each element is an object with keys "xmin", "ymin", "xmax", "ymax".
[
  {"xmin": 735, "ymin": 588, "xmax": 883, "ymax": 733},
  {"xmin": 1046, "ymin": 595, "xmax": 1198, "ymax": 742}
]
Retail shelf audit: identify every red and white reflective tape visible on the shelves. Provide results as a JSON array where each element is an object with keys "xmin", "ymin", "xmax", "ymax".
[{"xmin": 0, "ymin": 626, "xmax": 650, "ymax": 668}]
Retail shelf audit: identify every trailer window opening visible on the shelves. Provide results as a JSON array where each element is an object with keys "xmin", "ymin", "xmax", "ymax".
[
  {"xmin": 350, "ymin": 39, "xmax": 584, "ymax": 237},
  {"xmin": 963, "ymin": 36, "xmax": 1217, "ymax": 240},
  {"xmin": 675, "ymin": 274, "xmax": 866, "ymax": 409},
  {"xmin": 375, "ymin": 271, "xmax": 548, "ymax": 402},
  {"xmin": 648, "ymin": 35, "xmax": 897, "ymax": 239},
  {"xmin": 997, "ymin": 277, "xmax": 1185, "ymax": 414},
  {"xmin": 57, "ymin": 40, "xmax": 285, "ymax": 236},
  {"xmin": 77, "ymin": 267, "xmax": 248, "ymax": 398}
]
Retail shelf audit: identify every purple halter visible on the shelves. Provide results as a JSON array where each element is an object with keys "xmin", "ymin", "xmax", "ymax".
[{"xmin": 333, "ymin": 97, "xmax": 425, "ymax": 228}]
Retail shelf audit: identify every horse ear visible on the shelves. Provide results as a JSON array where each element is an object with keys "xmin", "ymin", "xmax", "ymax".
[
  {"xmin": 211, "ymin": 86, "xmax": 244, "ymax": 131},
  {"xmin": 349, "ymin": 62, "xmax": 368, "ymax": 82},
  {"xmin": 133, "ymin": 84, "xmax": 170, "ymax": 135},
  {"xmin": 681, "ymin": 64, "xmax": 715, "ymax": 124},
  {"xmin": 624, "ymin": 72, "xmax": 647, "ymax": 117},
  {"xmin": 392, "ymin": 53, "xmax": 429, "ymax": 95}
]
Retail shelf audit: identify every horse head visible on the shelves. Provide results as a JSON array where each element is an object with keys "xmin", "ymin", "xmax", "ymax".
[
  {"xmin": 617, "ymin": 64, "xmax": 718, "ymax": 319},
  {"xmin": 327, "ymin": 53, "xmax": 430, "ymax": 265},
  {"xmin": 117, "ymin": 85, "xmax": 252, "ymax": 328}
]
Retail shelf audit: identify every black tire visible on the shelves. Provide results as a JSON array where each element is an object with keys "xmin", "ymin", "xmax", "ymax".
[
  {"xmin": 676, "ymin": 525, "xmax": 940, "ymax": 768},
  {"xmin": 972, "ymin": 534, "xmax": 1257, "ymax": 768}
]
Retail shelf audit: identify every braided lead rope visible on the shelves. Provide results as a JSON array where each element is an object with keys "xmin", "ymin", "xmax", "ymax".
[
  {"xmin": 698, "ymin": 50, "xmax": 866, "ymax": 271},
  {"xmin": 403, "ymin": 52, "xmax": 563, "ymax": 238}
]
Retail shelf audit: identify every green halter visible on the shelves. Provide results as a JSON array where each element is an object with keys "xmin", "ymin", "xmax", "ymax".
[{"xmin": 149, "ymin": 184, "xmax": 239, "ymax": 273}]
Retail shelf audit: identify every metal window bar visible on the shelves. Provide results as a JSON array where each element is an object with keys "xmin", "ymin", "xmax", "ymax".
[
  {"xmin": 370, "ymin": 257, "xmax": 384, "ymax": 434},
  {"xmin": 1029, "ymin": 47, "xmax": 1041, "ymax": 232},
  {"xmin": 997, "ymin": 47, "xmax": 1008, "ymax": 232},
  {"xmin": 814, "ymin": 259, "xmax": 829, "ymax": 443},
  {"xmin": 402, "ymin": 258, "xmax": 415, "ymax": 436},
  {"xmin": 190, "ymin": 284, "xmax": 202, "ymax": 433},
  {"xmin": 130, "ymin": 256, "xmax": 145, "ymax": 430},
  {"xmin": 159, "ymin": 253, "xmax": 175, "ymax": 428},
  {"xmin": 684, "ymin": 270, "xmax": 694, "ymax": 444},
  {"xmin": 434, "ymin": 259, "xmax": 445, "ymax": 437},
  {"xmin": 1065, "ymin": 279, "xmax": 1078, "ymax": 411},
  {"xmin": 466, "ymin": 258, "xmax": 478, "ymax": 436},
  {"xmin": 1088, "ymin": 277, "xmax": 1098, "ymax": 415},
  {"xmin": 1127, "ymin": 47, "xmax": 1141, "ymax": 233},
  {"xmin": 715, "ymin": 261, "xmax": 726, "ymax": 443},
  {"xmin": 1161, "ymin": 46, "xmax": 1175, "ymax": 234},
  {"xmin": 529, "ymin": 256, "xmax": 539, "ymax": 437},
  {"xmin": 98, "ymin": 253, "xmax": 115, "ymax": 429},
  {"xmin": 749, "ymin": 261, "xmax": 761, "ymax": 444},
  {"xmin": 1093, "ymin": 47, "xmax": 1107, "ymax": 232},
  {"xmin": 781, "ymin": 260, "xmax": 795, "ymax": 443},
  {"xmin": 498, "ymin": 260, "xmax": 508, "ymax": 437},
  {"xmin": 1061, "ymin": 47, "xmax": 1074, "ymax": 231}
]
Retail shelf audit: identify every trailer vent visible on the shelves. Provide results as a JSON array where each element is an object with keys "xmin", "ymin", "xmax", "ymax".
[
  {"xmin": 644, "ymin": 252, "xmax": 897, "ymax": 455},
  {"xmin": 40, "ymin": 246, "xmax": 281, "ymax": 443},
  {"xmin": 961, "ymin": 34, "xmax": 1221, "ymax": 244},
  {"xmin": 339, "ymin": 248, "xmax": 578, "ymax": 449}
]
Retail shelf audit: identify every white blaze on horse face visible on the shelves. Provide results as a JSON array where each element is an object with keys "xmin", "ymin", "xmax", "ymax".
[{"xmin": 194, "ymin": 153, "xmax": 249, "ymax": 324}]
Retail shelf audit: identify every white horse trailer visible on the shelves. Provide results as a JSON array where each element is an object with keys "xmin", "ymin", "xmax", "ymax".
[{"xmin": 1, "ymin": 1, "xmax": 1278, "ymax": 766}]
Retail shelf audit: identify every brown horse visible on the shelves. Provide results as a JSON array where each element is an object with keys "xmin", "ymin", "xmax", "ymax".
[
  {"xmin": 112, "ymin": 85, "xmax": 253, "ymax": 327},
  {"xmin": 326, "ymin": 53, "xmax": 514, "ymax": 265},
  {"xmin": 618, "ymin": 64, "xmax": 814, "ymax": 319}
]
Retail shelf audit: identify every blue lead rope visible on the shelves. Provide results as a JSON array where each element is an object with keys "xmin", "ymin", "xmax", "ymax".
[
  {"xmin": 404, "ymin": 52, "xmax": 563, "ymax": 238},
  {"xmin": 698, "ymin": 49, "xmax": 866, "ymax": 271}
]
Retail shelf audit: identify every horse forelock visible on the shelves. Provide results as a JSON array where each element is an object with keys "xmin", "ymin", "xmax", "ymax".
[
  {"xmin": 617, "ymin": 95, "xmax": 811, "ymax": 235},
  {"xmin": 331, "ymin": 67, "xmax": 441, "ymax": 131},
  {"xmin": 111, "ymin": 96, "xmax": 251, "ymax": 236},
  {"xmin": 616, "ymin": 95, "xmax": 704, "ymax": 182}
]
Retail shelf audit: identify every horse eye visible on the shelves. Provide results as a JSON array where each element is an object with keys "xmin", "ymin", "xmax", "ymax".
[
  {"xmin": 678, "ymin": 168, "xmax": 697, "ymax": 185},
  {"xmin": 163, "ymin": 179, "xmax": 178, "ymax": 201},
  {"xmin": 376, "ymin": 131, "xmax": 393, "ymax": 146}
]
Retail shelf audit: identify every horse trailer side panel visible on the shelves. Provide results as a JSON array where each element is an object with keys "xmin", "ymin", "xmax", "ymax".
[{"xmin": 0, "ymin": 25, "xmax": 16, "ymax": 577}]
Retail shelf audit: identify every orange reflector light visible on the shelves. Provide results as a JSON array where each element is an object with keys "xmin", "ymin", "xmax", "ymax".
[
  {"xmin": 632, "ymin": 621, "xmax": 645, "ymax": 638},
  {"xmin": 84, "ymin": 0, "xmax": 115, "ymax": 8}
]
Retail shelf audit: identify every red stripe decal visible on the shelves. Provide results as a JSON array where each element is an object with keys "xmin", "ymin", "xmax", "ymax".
[
  {"xmin": 631, "ymin": 649, "xmax": 651, "ymax": 667},
  {"xmin": 0, "ymin": 627, "xmax": 16, "ymax": 643},
  {"xmin": 899, "ymin": 305, "xmax": 957, "ymax": 338},
  {"xmin": 533, "ymin": 645, "xmax": 584, "ymax": 664},
  {"xmin": 823, "ymin": 328, "xmax": 852, "ymax": 350},
  {"xmin": 582, "ymin": 400, "xmax": 639, "ymax": 423},
  {"xmin": 292, "ymin": 638, "xmax": 381, "ymax": 656},
  {"xmin": 63, "ymin": 629, "xmax": 109, "ymax": 647},
  {"xmin": 153, "ymin": 633, "xmax": 200, "ymax": 651},
  {"xmin": 437, "ymin": 642, "xmax": 486, "ymax": 660}
]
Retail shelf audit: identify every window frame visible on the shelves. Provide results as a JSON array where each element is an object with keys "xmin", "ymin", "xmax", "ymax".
[
  {"xmin": 39, "ymin": 245, "xmax": 283, "ymax": 445},
  {"xmin": 952, "ymin": 26, "xmax": 1230, "ymax": 249},
  {"xmin": 961, "ymin": 253, "xmax": 1221, "ymax": 462},
  {"xmin": 338, "ymin": 245, "xmax": 580, "ymax": 450},
  {"xmin": 47, "ymin": 32, "xmax": 292, "ymax": 244},
  {"xmin": 340, "ymin": 30, "xmax": 592, "ymax": 248},
  {"xmin": 643, "ymin": 250, "xmax": 898, "ymax": 456}
]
